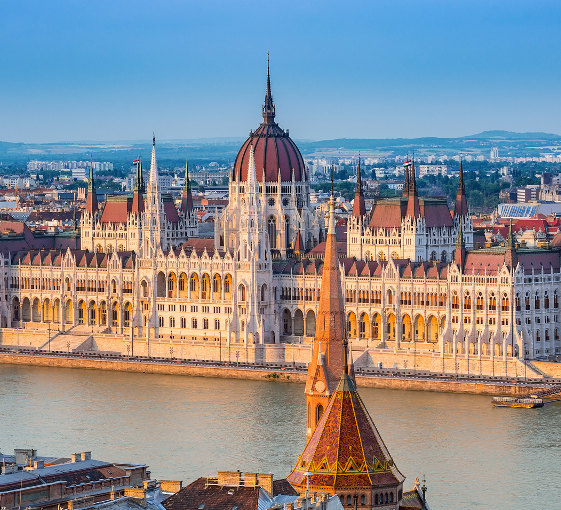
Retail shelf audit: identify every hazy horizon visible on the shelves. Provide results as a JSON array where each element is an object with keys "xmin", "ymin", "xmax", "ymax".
[{"xmin": 2, "ymin": 1, "xmax": 561, "ymax": 143}]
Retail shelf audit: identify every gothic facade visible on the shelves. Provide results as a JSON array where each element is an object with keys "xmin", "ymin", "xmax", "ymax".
[{"xmin": 1, "ymin": 71, "xmax": 560, "ymax": 365}]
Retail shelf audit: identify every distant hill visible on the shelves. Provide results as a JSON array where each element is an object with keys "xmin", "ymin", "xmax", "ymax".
[{"xmin": 0, "ymin": 131, "xmax": 560, "ymax": 164}]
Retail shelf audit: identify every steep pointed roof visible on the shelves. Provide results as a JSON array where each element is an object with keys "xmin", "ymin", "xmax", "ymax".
[
  {"xmin": 131, "ymin": 158, "xmax": 145, "ymax": 214},
  {"xmin": 454, "ymin": 158, "xmax": 468, "ymax": 216},
  {"xmin": 287, "ymin": 372, "xmax": 404, "ymax": 491},
  {"xmin": 262, "ymin": 53, "xmax": 276, "ymax": 125},
  {"xmin": 406, "ymin": 160, "xmax": 420, "ymax": 218},
  {"xmin": 85, "ymin": 159, "xmax": 98, "ymax": 214},
  {"xmin": 148, "ymin": 135, "xmax": 158, "ymax": 190},
  {"xmin": 305, "ymin": 194, "xmax": 350, "ymax": 397},
  {"xmin": 181, "ymin": 160, "xmax": 194, "ymax": 215},
  {"xmin": 352, "ymin": 157, "xmax": 366, "ymax": 218},
  {"xmin": 504, "ymin": 220, "xmax": 517, "ymax": 269},
  {"xmin": 402, "ymin": 164, "xmax": 410, "ymax": 197}
]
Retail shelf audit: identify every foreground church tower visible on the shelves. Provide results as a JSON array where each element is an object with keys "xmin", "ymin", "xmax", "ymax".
[{"xmin": 305, "ymin": 191, "xmax": 353, "ymax": 439}]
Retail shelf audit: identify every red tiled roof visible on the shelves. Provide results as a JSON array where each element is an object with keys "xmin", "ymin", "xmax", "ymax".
[
  {"xmin": 369, "ymin": 198, "xmax": 453, "ymax": 229},
  {"xmin": 288, "ymin": 374, "xmax": 404, "ymax": 491}
]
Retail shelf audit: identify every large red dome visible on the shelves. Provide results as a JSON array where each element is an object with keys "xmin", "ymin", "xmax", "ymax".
[{"xmin": 232, "ymin": 68, "xmax": 306, "ymax": 183}]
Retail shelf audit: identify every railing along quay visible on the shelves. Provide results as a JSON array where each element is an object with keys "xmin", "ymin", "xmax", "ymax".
[{"xmin": 0, "ymin": 346, "xmax": 558, "ymax": 387}]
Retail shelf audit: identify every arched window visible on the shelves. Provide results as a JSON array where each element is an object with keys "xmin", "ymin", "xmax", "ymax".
[
  {"xmin": 238, "ymin": 284, "xmax": 246, "ymax": 302},
  {"xmin": 525, "ymin": 292, "xmax": 530, "ymax": 310},
  {"xmin": 545, "ymin": 292, "xmax": 550, "ymax": 309},
  {"xmin": 360, "ymin": 495, "xmax": 365, "ymax": 505},
  {"xmin": 464, "ymin": 292, "xmax": 471, "ymax": 310},
  {"xmin": 489, "ymin": 293, "xmax": 496, "ymax": 311},
  {"xmin": 267, "ymin": 216, "xmax": 276, "ymax": 249},
  {"xmin": 316, "ymin": 404, "xmax": 324, "ymax": 425},
  {"xmin": 535, "ymin": 292, "xmax": 540, "ymax": 310},
  {"xmin": 502, "ymin": 294, "xmax": 509, "ymax": 311},
  {"xmin": 476, "ymin": 293, "xmax": 484, "ymax": 310}
]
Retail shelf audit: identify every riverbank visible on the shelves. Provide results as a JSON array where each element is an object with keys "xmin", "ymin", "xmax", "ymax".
[{"xmin": 0, "ymin": 352, "xmax": 549, "ymax": 396}]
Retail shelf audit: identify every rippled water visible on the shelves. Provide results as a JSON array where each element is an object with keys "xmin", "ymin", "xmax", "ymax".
[{"xmin": 1, "ymin": 364, "xmax": 560, "ymax": 509}]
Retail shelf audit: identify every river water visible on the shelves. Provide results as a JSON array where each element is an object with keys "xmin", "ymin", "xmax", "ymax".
[{"xmin": 1, "ymin": 364, "xmax": 560, "ymax": 509}]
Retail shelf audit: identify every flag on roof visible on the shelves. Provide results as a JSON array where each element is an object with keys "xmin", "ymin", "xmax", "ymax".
[
  {"xmin": 132, "ymin": 159, "xmax": 139, "ymax": 164},
  {"xmin": 403, "ymin": 160, "xmax": 412, "ymax": 167}
]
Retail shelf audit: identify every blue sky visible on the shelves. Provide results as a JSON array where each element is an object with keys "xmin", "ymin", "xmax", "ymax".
[{"xmin": 1, "ymin": 0, "xmax": 560, "ymax": 142}]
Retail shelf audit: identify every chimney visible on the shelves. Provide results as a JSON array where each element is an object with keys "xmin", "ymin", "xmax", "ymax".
[
  {"xmin": 217, "ymin": 471, "xmax": 242, "ymax": 487},
  {"xmin": 81, "ymin": 452, "xmax": 91, "ymax": 461},
  {"xmin": 71, "ymin": 453, "xmax": 81, "ymax": 463},
  {"xmin": 244, "ymin": 473, "xmax": 258, "ymax": 487},
  {"xmin": 258, "ymin": 474, "xmax": 273, "ymax": 495},
  {"xmin": 33, "ymin": 460, "xmax": 44, "ymax": 470}
]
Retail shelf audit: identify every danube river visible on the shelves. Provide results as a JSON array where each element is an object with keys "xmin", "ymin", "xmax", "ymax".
[{"xmin": 1, "ymin": 364, "xmax": 560, "ymax": 509}]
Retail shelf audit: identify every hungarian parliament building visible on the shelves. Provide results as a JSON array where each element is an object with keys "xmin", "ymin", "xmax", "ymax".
[{"xmin": 3, "ymin": 70, "xmax": 560, "ymax": 364}]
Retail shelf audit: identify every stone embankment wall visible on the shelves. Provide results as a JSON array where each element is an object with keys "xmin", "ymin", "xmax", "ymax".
[
  {"xmin": 1, "ymin": 327, "xmax": 559, "ymax": 380},
  {"xmin": 0, "ymin": 353, "xmax": 546, "ymax": 396}
]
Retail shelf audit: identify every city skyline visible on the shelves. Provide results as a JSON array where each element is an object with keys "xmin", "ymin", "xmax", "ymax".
[{"xmin": 2, "ymin": 0, "xmax": 561, "ymax": 143}]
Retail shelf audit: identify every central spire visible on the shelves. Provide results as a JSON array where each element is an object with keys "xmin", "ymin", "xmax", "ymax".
[{"xmin": 262, "ymin": 53, "xmax": 276, "ymax": 124}]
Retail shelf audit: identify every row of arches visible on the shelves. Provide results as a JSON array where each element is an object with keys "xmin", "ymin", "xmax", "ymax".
[
  {"xmin": 14, "ymin": 297, "xmax": 133, "ymax": 328},
  {"xmin": 155, "ymin": 272, "xmax": 234, "ymax": 300},
  {"xmin": 346, "ymin": 312, "xmax": 441, "ymax": 343}
]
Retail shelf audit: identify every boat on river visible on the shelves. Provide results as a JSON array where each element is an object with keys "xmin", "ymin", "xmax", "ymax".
[{"xmin": 492, "ymin": 396, "xmax": 543, "ymax": 408}]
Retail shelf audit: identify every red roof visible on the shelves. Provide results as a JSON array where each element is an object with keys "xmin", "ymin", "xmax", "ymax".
[
  {"xmin": 287, "ymin": 374, "xmax": 404, "ymax": 491},
  {"xmin": 369, "ymin": 198, "xmax": 453, "ymax": 229},
  {"xmin": 232, "ymin": 70, "xmax": 305, "ymax": 183}
]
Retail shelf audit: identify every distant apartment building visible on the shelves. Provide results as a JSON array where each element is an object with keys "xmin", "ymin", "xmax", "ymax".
[
  {"xmin": 27, "ymin": 160, "xmax": 113, "ymax": 173},
  {"xmin": 418, "ymin": 164, "xmax": 448, "ymax": 177},
  {"xmin": 490, "ymin": 147, "xmax": 499, "ymax": 161},
  {"xmin": 517, "ymin": 185, "xmax": 540, "ymax": 203},
  {"xmin": 0, "ymin": 176, "xmax": 37, "ymax": 189}
]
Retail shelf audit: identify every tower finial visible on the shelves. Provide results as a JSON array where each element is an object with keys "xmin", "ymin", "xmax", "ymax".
[
  {"xmin": 262, "ymin": 53, "xmax": 275, "ymax": 124},
  {"xmin": 331, "ymin": 165, "xmax": 334, "ymax": 197}
]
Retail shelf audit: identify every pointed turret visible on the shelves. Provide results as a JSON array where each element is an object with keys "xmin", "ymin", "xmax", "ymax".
[
  {"xmin": 304, "ymin": 189, "xmax": 351, "ymax": 438},
  {"xmin": 455, "ymin": 157, "xmax": 468, "ymax": 216},
  {"xmin": 181, "ymin": 160, "xmax": 194, "ymax": 216},
  {"xmin": 454, "ymin": 219, "xmax": 466, "ymax": 269},
  {"xmin": 505, "ymin": 220, "xmax": 517, "ymax": 269},
  {"xmin": 288, "ymin": 362, "xmax": 405, "ymax": 497},
  {"xmin": 402, "ymin": 163, "xmax": 410, "ymax": 197},
  {"xmin": 148, "ymin": 134, "xmax": 158, "ymax": 191},
  {"xmin": 131, "ymin": 157, "xmax": 145, "ymax": 214},
  {"xmin": 262, "ymin": 53, "xmax": 276, "ymax": 125},
  {"xmin": 85, "ymin": 158, "xmax": 98, "ymax": 214},
  {"xmin": 352, "ymin": 157, "xmax": 366, "ymax": 218},
  {"xmin": 406, "ymin": 159, "xmax": 420, "ymax": 218}
]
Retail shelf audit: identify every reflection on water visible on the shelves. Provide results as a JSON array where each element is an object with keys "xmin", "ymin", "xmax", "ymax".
[{"xmin": 1, "ymin": 364, "xmax": 560, "ymax": 510}]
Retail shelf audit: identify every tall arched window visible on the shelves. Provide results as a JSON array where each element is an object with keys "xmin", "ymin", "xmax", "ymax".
[{"xmin": 268, "ymin": 216, "xmax": 276, "ymax": 249}]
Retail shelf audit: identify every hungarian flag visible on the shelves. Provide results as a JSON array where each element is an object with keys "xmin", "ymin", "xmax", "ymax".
[
  {"xmin": 403, "ymin": 160, "xmax": 412, "ymax": 167},
  {"xmin": 132, "ymin": 159, "xmax": 139, "ymax": 164}
]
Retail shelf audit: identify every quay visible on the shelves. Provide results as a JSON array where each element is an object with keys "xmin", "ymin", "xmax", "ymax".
[{"xmin": 0, "ymin": 348, "xmax": 555, "ymax": 397}]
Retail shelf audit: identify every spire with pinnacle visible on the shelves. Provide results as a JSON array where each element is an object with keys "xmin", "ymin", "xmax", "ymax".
[
  {"xmin": 402, "ymin": 161, "xmax": 410, "ymax": 197},
  {"xmin": 455, "ymin": 156, "xmax": 468, "ymax": 216},
  {"xmin": 132, "ymin": 157, "xmax": 145, "ymax": 214},
  {"xmin": 304, "ymin": 185, "xmax": 353, "ymax": 438},
  {"xmin": 181, "ymin": 159, "xmax": 193, "ymax": 215},
  {"xmin": 505, "ymin": 219, "xmax": 517, "ymax": 269},
  {"xmin": 262, "ymin": 53, "xmax": 276, "ymax": 124},
  {"xmin": 85, "ymin": 157, "xmax": 98, "ymax": 214},
  {"xmin": 406, "ymin": 158, "xmax": 420, "ymax": 218},
  {"xmin": 148, "ymin": 134, "xmax": 158, "ymax": 190},
  {"xmin": 352, "ymin": 156, "xmax": 366, "ymax": 218}
]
